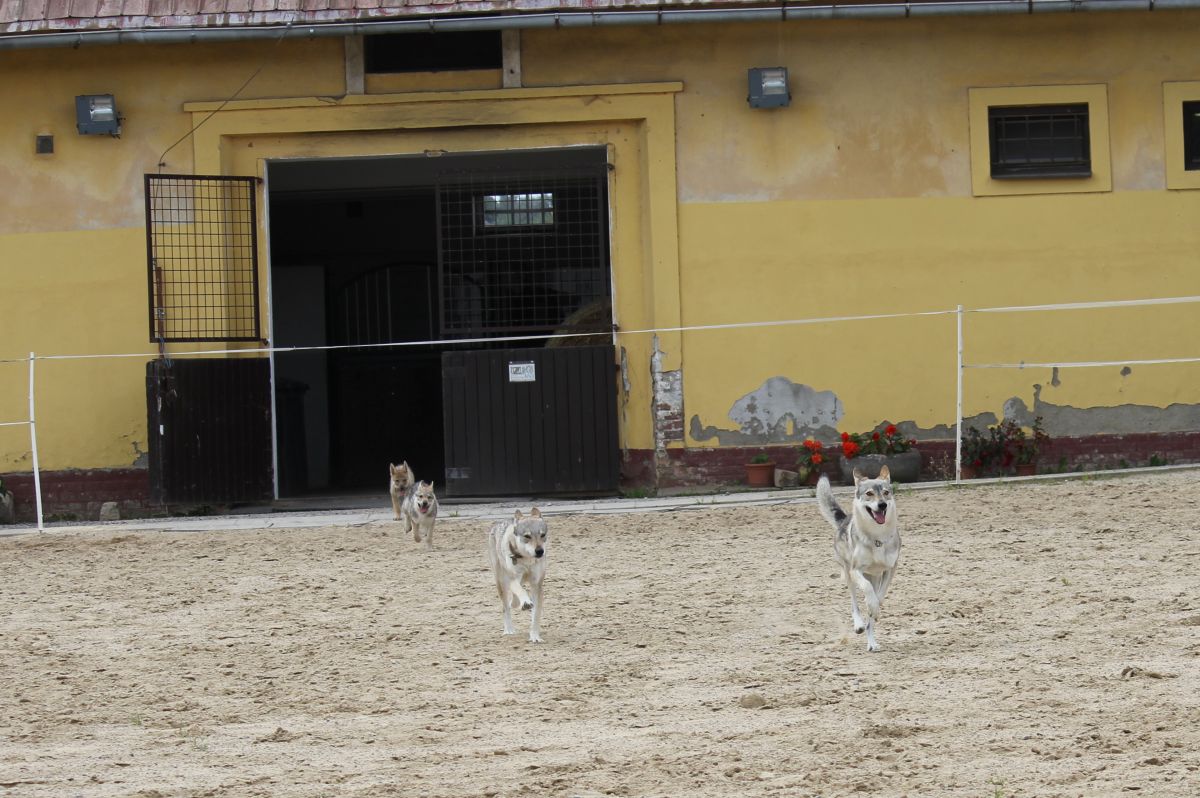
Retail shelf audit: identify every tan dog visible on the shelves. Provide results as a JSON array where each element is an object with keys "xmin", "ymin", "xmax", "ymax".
[
  {"xmin": 487, "ymin": 508, "xmax": 549, "ymax": 643},
  {"xmin": 388, "ymin": 462, "xmax": 414, "ymax": 521},
  {"xmin": 401, "ymin": 480, "xmax": 439, "ymax": 550}
]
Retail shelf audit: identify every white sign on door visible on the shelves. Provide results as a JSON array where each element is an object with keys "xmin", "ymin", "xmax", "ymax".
[{"xmin": 508, "ymin": 361, "xmax": 536, "ymax": 383}]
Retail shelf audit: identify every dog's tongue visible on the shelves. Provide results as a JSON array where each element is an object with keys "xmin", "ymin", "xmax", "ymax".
[{"xmin": 870, "ymin": 508, "xmax": 887, "ymax": 525}]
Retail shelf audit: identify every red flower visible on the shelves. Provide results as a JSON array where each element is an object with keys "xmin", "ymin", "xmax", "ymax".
[
  {"xmin": 840, "ymin": 432, "xmax": 850, "ymax": 442},
  {"xmin": 803, "ymin": 439, "xmax": 822, "ymax": 451},
  {"xmin": 885, "ymin": 424, "xmax": 897, "ymax": 436},
  {"xmin": 842, "ymin": 441, "xmax": 860, "ymax": 458},
  {"xmin": 872, "ymin": 432, "xmax": 881, "ymax": 441},
  {"xmin": 811, "ymin": 453, "xmax": 823, "ymax": 465}
]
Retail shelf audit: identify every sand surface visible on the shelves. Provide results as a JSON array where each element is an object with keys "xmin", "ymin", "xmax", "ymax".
[{"xmin": 2, "ymin": 472, "xmax": 1199, "ymax": 797}]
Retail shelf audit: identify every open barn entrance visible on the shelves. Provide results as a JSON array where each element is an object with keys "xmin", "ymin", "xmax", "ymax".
[{"xmin": 267, "ymin": 148, "xmax": 617, "ymax": 500}]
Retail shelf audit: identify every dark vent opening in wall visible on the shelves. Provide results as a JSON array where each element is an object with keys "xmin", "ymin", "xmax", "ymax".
[
  {"xmin": 363, "ymin": 31, "xmax": 502, "ymax": 73},
  {"xmin": 1185, "ymin": 100, "xmax": 1200, "ymax": 171}
]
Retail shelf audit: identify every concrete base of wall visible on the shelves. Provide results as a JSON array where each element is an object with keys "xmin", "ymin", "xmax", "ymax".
[{"xmin": 0, "ymin": 469, "xmax": 150, "ymax": 523}]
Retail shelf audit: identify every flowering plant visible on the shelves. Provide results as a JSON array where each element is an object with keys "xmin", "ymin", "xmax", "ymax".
[
  {"xmin": 797, "ymin": 438, "xmax": 825, "ymax": 472},
  {"xmin": 962, "ymin": 417, "xmax": 1049, "ymax": 473},
  {"xmin": 839, "ymin": 424, "xmax": 917, "ymax": 459}
]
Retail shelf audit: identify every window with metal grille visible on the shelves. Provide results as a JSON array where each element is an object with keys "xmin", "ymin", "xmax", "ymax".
[
  {"xmin": 480, "ymin": 192, "xmax": 555, "ymax": 229},
  {"xmin": 364, "ymin": 31, "xmax": 502, "ymax": 73},
  {"xmin": 437, "ymin": 167, "xmax": 610, "ymax": 338},
  {"xmin": 1185, "ymin": 100, "xmax": 1200, "ymax": 171},
  {"xmin": 988, "ymin": 104, "xmax": 1091, "ymax": 179},
  {"xmin": 145, "ymin": 174, "xmax": 261, "ymax": 342}
]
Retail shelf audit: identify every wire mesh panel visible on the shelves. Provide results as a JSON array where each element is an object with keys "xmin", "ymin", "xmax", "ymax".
[
  {"xmin": 436, "ymin": 166, "xmax": 611, "ymax": 338},
  {"xmin": 145, "ymin": 174, "xmax": 261, "ymax": 342}
]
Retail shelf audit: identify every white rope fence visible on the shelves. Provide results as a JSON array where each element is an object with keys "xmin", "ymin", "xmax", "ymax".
[{"xmin": 3, "ymin": 295, "xmax": 1197, "ymax": 530}]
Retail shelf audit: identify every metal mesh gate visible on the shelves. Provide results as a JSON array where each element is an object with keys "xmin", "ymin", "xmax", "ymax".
[
  {"xmin": 436, "ymin": 166, "xmax": 611, "ymax": 338},
  {"xmin": 145, "ymin": 174, "xmax": 262, "ymax": 343}
]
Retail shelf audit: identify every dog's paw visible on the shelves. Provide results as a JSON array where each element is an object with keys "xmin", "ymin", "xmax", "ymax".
[
  {"xmin": 866, "ymin": 640, "xmax": 880, "ymax": 653},
  {"xmin": 528, "ymin": 633, "xmax": 544, "ymax": 644},
  {"xmin": 502, "ymin": 627, "xmax": 516, "ymax": 636},
  {"xmin": 853, "ymin": 623, "xmax": 866, "ymax": 635},
  {"xmin": 520, "ymin": 599, "xmax": 534, "ymax": 611}
]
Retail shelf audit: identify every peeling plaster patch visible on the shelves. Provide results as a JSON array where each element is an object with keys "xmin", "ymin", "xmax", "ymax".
[
  {"xmin": 1004, "ymin": 384, "xmax": 1200, "ymax": 436},
  {"xmin": 1051, "ymin": 367, "xmax": 1061, "ymax": 388},
  {"xmin": 130, "ymin": 440, "xmax": 147, "ymax": 469},
  {"xmin": 689, "ymin": 377, "xmax": 844, "ymax": 445},
  {"xmin": 1120, "ymin": 366, "xmax": 1132, "ymax": 378},
  {"xmin": 651, "ymin": 336, "xmax": 684, "ymax": 453},
  {"xmin": 892, "ymin": 414, "xmax": 998, "ymax": 441}
]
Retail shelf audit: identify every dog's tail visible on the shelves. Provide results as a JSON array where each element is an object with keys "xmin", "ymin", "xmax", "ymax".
[{"xmin": 815, "ymin": 475, "xmax": 848, "ymax": 530}]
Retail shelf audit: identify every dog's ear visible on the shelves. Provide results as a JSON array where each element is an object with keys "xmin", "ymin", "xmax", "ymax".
[
  {"xmin": 878, "ymin": 465, "xmax": 891, "ymax": 482},
  {"xmin": 531, "ymin": 507, "xmax": 541, "ymax": 518},
  {"xmin": 852, "ymin": 468, "xmax": 865, "ymax": 485},
  {"xmin": 514, "ymin": 509, "xmax": 523, "ymax": 521},
  {"xmin": 389, "ymin": 463, "xmax": 397, "ymax": 475}
]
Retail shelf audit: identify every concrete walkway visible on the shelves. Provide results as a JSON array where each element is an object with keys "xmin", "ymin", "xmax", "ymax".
[{"xmin": 2, "ymin": 463, "xmax": 1194, "ymax": 536}]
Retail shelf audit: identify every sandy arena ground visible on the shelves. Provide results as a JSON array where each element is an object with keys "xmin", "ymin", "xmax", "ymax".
[{"xmin": 2, "ymin": 471, "xmax": 1199, "ymax": 797}]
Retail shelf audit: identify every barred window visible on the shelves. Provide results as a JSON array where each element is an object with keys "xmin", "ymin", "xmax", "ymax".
[{"xmin": 988, "ymin": 104, "xmax": 1091, "ymax": 179}]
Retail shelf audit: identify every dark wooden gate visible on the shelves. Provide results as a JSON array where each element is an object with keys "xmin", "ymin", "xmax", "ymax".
[
  {"xmin": 147, "ymin": 359, "xmax": 273, "ymax": 505},
  {"xmin": 441, "ymin": 345, "xmax": 619, "ymax": 497}
]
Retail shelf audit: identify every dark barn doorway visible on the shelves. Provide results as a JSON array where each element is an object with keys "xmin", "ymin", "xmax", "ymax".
[{"xmin": 267, "ymin": 148, "xmax": 616, "ymax": 499}]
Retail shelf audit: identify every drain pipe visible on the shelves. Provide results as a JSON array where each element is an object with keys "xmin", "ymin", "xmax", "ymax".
[{"xmin": 0, "ymin": 0, "xmax": 1194, "ymax": 50}]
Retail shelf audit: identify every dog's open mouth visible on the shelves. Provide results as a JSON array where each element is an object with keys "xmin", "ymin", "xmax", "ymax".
[{"xmin": 869, "ymin": 508, "xmax": 888, "ymax": 524}]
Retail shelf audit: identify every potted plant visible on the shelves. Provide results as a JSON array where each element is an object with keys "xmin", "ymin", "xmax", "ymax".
[
  {"xmin": 796, "ymin": 438, "xmax": 825, "ymax": 487},
  {"xmin": 1003, "ymin": 416, "xmax": 1048, "ymax": 476},
  {"xmin": 959, "ymin": 424, "xmax": 997, "ymax": 479},
  {"xmin": 745, "ymin": 452, "xmax": 775, "ymax": 488},
  {"xmin": 838, "ymin": 424, "xmax": 921, "ymax": 483}
]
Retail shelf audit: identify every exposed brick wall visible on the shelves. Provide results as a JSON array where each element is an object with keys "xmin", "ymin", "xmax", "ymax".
[
  {"xmin": 0, "ymin": 469, "xmax": 150, "ymax": 522},
  {"xmin": 621, "ymin": 431, "xmax": 1200, "ymax": 493}
]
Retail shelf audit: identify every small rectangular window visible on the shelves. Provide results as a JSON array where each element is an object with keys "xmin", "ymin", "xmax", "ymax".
[
  {"xmin": 988, "ymin": 104, "xmax": 1091, "ymax": 179},
  {"xmin": 364, "ymin": 31, "xmax": 502, "ymax": 74},
  {"xmin": 1184, "ymin": 100, "xmax": 1200, "ymax": 171},
  {"xmin": 479, "ymin": 192, "xmax": 555, "ymax": 229}
]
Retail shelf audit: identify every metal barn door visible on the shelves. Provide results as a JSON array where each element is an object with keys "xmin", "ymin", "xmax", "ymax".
[
  {"xmin": 442, "ymin": 346, "xmax": 619, "ymax": 496},
  {"xmin": 146, "ymin": 359, "xmax": 273, "ymax": 505},
  {"xmin": 144, "ymin": 174, "xmax": 272, "ymax": 505}
]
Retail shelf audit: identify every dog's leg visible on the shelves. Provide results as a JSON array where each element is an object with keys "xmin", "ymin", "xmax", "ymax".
[
  {"xmin": 528, "ymin": 577, "xmax": 544, "ymax": 644},
  {"xmin": 410, "ymin": 515, "xmax": 421, "ymax": 544},
  {"xmin": 844, "ymin": 567, "xmax": 866, "ymax": 634},
  {"xmin": 390, "ymin": 493, "xmax": 402, "ymax": 521},
  {"xmin": 508, "ymin": 578, "xmax": 534, "ymax": 611},
  {"xmin": 864, "ymin": 618, "xmax": 880, "ymax": 652},
  {"xmin": 849, "ymin": 569, "xmax": 882, "ymax": 621},
  {"xmin": 497, "ymin": 580, "xmax": 516, "ymax": 635},
  {"xmin": 423, "ymin": 520, "xmax": 434, "ymax": 550}
]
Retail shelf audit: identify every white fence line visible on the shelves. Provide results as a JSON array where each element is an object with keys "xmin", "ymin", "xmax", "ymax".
[{"xmin": 3, "ymin": 294, "xmax": 1199, "ymax": 530}]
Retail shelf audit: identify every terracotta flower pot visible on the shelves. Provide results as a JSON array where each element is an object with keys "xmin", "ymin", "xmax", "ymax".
[
  {"xmin": 745, "ymin": 462, "xmax": 775, "ymax": 487},
  {"xmin": 797, "ymin": 467, "xmax": 821, "ymax": 487},
  {"xmin": 1014, "ymin": 462, "xmax": 1036, "ymax": 477},
  {"xmin": 959, "ymin": 464, "xmax": 980, "ymax": 480}
]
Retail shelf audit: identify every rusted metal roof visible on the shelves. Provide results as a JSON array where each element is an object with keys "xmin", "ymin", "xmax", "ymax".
[{"xmin": 0, "ymin": 0, "xmax": 1032, "ymax": 38}]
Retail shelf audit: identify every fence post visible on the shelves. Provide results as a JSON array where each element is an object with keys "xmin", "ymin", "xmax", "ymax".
[
  {"xmin": 955, "ymin": 306, "xmax": 963, "ymax": 483},
  {"xmin": 28, "ymin": 353, "xmax": 44, "ymax": 532}
]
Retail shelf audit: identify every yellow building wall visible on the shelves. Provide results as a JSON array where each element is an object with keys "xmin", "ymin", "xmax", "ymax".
[
  {"xmin": 522, "ymin": 12, "xmax": 1200, "ymax": 444},
  {"xmin": 3, "ymin": 10, "xmax": 1200, "ymax": 475}
]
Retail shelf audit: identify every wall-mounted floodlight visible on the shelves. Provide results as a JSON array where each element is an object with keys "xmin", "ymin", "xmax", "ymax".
[
  {"xmin": 747, "ymin": 67, "xmax": 790, "ymax": 109},
  {"xmin": 75, "ymin": 94, "xmax": 121, "ymax": 136}
]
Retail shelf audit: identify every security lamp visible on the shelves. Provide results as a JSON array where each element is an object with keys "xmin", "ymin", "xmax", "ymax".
[
  {"xmin": 747, "ymin": 67, "xmax": 790, "ymax": 109},
  {"xmin": 75, "ymin": 94, "xmax": 121, "ymax": 136}
]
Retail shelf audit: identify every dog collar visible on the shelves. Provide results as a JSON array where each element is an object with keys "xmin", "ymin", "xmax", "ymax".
[{"xmin": 508, "ymin": 539, "xmax": 523, "ymax": 565}]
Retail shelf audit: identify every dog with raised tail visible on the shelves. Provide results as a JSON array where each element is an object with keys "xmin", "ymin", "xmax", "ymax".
[
  {"xmin": 401, "ymin": 480, "xmax": 439, "ymax": 550},
  {"xmin": 816, "ymin": 466, "xmax": 902, "ymax": 652},
  {"xmin": 487, "ymin": 508, "xmax": 549, "ymax": 643}
]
